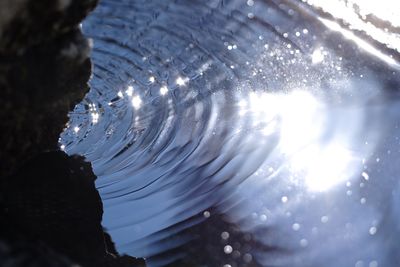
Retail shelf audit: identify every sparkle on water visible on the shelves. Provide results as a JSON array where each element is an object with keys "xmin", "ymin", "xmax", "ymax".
[
  {"xmin": 60, "ymin": 0, "xmax": 400, "ymax": 266},
  {"xmin": 176, "ymin": 76, "xmax": 187, "ymax": 86},
  {"xmin": 311, "ymin": 48, "xmax": 325, "ymax": 64},
  {"xmin": 159, "ymin": 86, "xmax": 168, "ymax": 96},
  {"xmin": 125, "ymin": 85, "xmax": 133, "ymax": 96},
  {"xmin": 131, "ymin": 95, "xmax": 142, "ymax": 109}
]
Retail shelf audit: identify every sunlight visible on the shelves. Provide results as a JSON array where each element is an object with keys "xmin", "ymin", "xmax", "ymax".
[
  {"xmin": 247, "ymin": 90, "xmax": 357, "ymax": 192},
  {"xmin": 311, "ymin": 48, "xmax": 325, "ymax": 64},
  {"xmin": 350, "ymin": 0, "xmax": 400, "ymax": 26},
  {"xmin": 131, "ymin": 95, "xmax": 142, "ymax": 109},
  {"xmin": 319, "ymin": 18, "xmax": 400, "ymax": 69},
  {"xmin": 291, "ymin": 144, "xmax": 355, "ymax": 191}
]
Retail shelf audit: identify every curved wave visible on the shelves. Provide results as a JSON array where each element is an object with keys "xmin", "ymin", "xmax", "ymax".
[{"xmin": 61, "ymin": 0, "xmax": 400, "ymax": 266}]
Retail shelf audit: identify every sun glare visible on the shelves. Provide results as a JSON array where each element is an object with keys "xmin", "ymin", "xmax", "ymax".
[{"xmin": 246, "ymin": 90, "xmax": 358, "ymax": 192}]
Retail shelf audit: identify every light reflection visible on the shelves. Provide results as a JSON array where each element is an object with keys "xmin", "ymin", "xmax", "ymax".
[
  {"xmin": 176, "ymin": 76, "xmax": 187, "ymax": 86},
  {"xmin": 369, "ymin": 226, "xmax": 377, "ymax": 235},
  {"xmin": 319, "ymin": 18, "xmax": 400, "ymax": 69},
  {"xmin": 91, "ymin": 112, "xmax": 100, "ymax": 124},
  {"xmin": 291, "ymin": 144, "xmax": 355, "ymax": 191},
  {"xmin": 303, "ymin": 0, "xmax": 400, "ymax": 54},
  {"xmin": 311, "ymin": 48, "xmax": 325, "ymax": 64},
  {"xmin": 350, "ymin": 0, "xmax": 400, "ymax": 26},
  {"xmin": 245, "ymin": 90, "xmax": 360, "ymax": 192},
  {"xmin": 361, "ymin": 171, "xmax": 369, "ymax": 180},
  {"xmin": 62, "ymin": 0, "xmax": 398, "ymax": 264},
  {"xmin": 125, "ymin": 85, "xmax": 134, "ymax": 96},
  {"xmin": 131, "ymin": 95, "xmax": 142, "ymax": 109},
  {"xmin": 160, "ymin": 85, "xmax": 168, "ymax": 95}
]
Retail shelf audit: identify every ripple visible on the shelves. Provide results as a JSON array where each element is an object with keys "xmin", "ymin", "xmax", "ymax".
[{"xmin": 61, "ymin": 0, "xmax": 400, "ymax": 266}]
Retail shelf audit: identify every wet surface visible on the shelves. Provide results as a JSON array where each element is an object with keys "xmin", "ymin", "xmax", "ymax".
[{"xmin": 61, "ymin": 1, "xmax": 400, "ymax": 266}]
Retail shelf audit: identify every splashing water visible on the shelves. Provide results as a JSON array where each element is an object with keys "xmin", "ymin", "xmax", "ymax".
[{"xmin": 61, "ymin": 0, "xmax": 400, "ymax": 266}]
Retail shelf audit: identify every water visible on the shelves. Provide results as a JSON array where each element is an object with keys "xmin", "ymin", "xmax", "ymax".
[{"xmin": 60, "ymin": 0, "xmax": 400, "ymax": 266}]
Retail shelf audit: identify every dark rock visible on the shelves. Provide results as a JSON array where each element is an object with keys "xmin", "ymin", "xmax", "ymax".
[
  {"xmin": 0, "ymin": 0, "xmax": 96, "ymax": 178},
  {"xmin": 103, "ymin": 232, "xmax": 146, "ymax": 267},
  {"xmin": 0, "ymin": 0, "xmax": 146, "ymax": 266},
  {"xmin": 0, "ymin": 238, "xmax": 77, "ymax": 267},
  {"xmin": 0, "ymin": 30, "xmax": 92, "ymax": 177},
  {"xmin": 2, "ymin": 152, "xmax": 103, "ymax": 265},
  {"xmin": 1, "ymin": 151, "xmax": 145, "ymax": 267},
  {"xmin": 0, "ymin": 0, "xmax": 98, "ymax": 55}
]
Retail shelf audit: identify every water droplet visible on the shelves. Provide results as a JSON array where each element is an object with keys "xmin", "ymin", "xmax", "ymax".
[
  {"xmin": 232, "ymin": 250, "xmax": 241, "ymax": 258},
  {"xmin": 221, "ymin": 231, "xmax": 230, "ymax": 240},
  {"xmin": 300, "ymin": 238, "xmax": 308, "ymax": 247},
  {"xmin": 224, "ymin": 245, "xmax": 233, "ymax": 254},
  {"xmin": 260, "ymin": 214, "xmax": 267, "ymax": 221},
  {"xmin": 369, "ymin": 226, "xmax": 377, "ymax": 235},
  {"xmin": 312, "ymin": 227, "xmax": 318, "ymax": 235},
  {"xmin": 292, "ymin": 223, "xmax": 300, "ymax": 231},
  {"xmin": 243, "ymin": 253, "xmax": 252, "ymax": 263},
  {"xmin": 362, "ymin": 172, "xmax": 369, "ymax": 180}
]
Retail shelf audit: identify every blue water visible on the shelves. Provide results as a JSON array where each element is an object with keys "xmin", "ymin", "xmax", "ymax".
[{"xmin": 61, "ymin": 0, "xmax": 400, "ymax": 266}]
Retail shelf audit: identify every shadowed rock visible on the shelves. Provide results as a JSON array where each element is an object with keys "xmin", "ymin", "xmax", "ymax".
[
  {"xmin": 0, "ymin": 0, "xmax": 96, "ymax": 177},
  {"xmin": 1, "ymin": 151, "xmax": 145, "ymax": 266},
  {"xmin": 0, "ymin": 0, "xmax": 146, "ymax": 266}
]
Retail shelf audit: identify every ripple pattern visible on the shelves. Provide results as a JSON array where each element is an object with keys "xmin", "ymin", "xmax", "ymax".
[{"xmin": 61, "ymin": 0, "xmax": 400, "ymax": 266}]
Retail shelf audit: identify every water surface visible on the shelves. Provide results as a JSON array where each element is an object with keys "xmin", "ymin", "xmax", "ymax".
[{"xmin": 61, "ymin": 1, "xmax": 400, "ymax": 266}]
